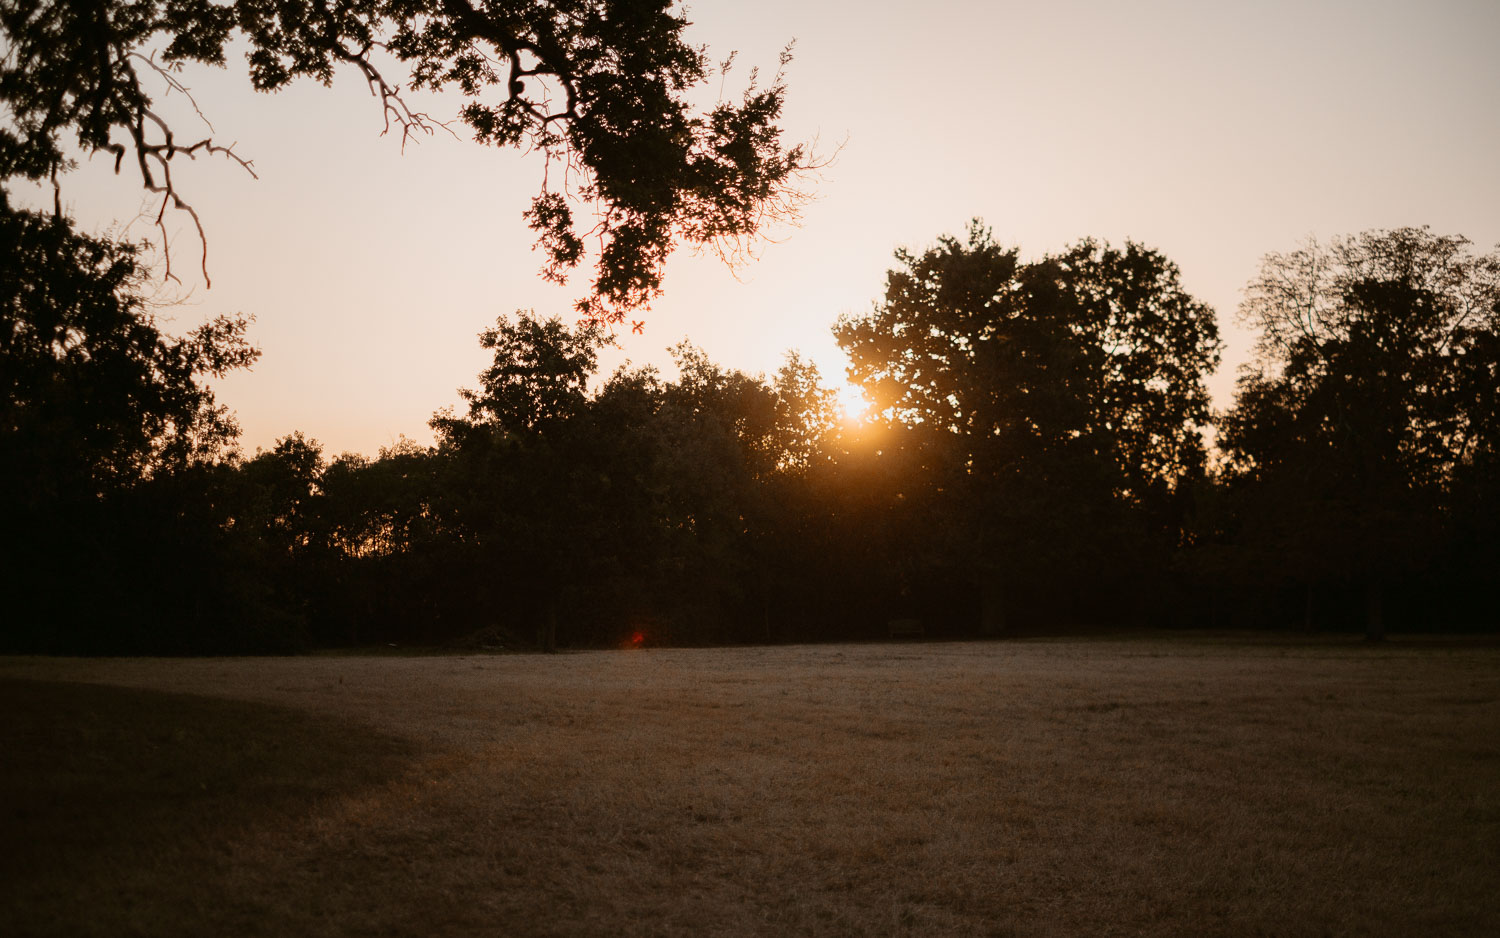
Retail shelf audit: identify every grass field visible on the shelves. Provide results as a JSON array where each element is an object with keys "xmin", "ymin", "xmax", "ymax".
[{"xmin": 2, "ymin": 634, "xmax": 1498, "ymax": 936}]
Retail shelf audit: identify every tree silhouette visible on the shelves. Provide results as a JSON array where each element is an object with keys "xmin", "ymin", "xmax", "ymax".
[
  {"xmin": 0, "ymin": 192, "xmax": 256, "ymax": 501},
  {"xmin": 767, "ymin": 352, "xmax": 840, "ymax": 475},
  {"xmin": 443, "ymin": 312, "xmax": 601, "ymax": 437},
  {"xmin": 427, "ymin": 312, "xmax": 612, "ymax": 648},
  {"xmin": 1220, "ymin": 227, "xmax": 1500, "ymax": 637},
  {"xmin": 0, "ymin": 193, "xmax": 259, "ymax": 652},
  {"xmin": 835, "ymin": 221, "xmax": 1222, "ymax": 629},
  {"xmin": 0, "ymin": 0, "xmax": 816, "ymax": 316},
  {"xmin": 309, "ymin": 440, "xmax": 451, "ymax": 645}
]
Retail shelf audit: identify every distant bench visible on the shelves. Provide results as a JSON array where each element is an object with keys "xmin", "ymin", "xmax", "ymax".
[{"xmin": 887, "ymin": 617, "xmax": 925, "ymax": 639}]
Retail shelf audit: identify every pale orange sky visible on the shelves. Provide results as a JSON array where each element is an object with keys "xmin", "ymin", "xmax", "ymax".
[{"xmin": 17, "ymin": 0, "xmax": 1500, "ymax": 457}]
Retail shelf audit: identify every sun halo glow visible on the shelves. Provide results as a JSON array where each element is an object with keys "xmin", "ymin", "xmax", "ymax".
[{"xmin": 837, "ymin": 382, "xmax": 874, "ymax": 423}]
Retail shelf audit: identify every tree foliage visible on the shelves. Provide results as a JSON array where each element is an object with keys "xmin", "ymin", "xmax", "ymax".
[
  {"xmin": 0, "ymin": 193, "xmax": 266, "ymax": 653},
  {"xmin": 834, "ymin": 222, "xmax": 1222, "ymax": 626},
  {"xmin": 0, "ymin": 191, "xmax": 257, "ymax": 502},
  {"xmin": 1223, "ymin": 227, "xmax": 1500, "ymax": 490},
  {"xmin": 837, "ymin": 221, "xmax": 1222, "ymax": 501},
  {"xmin": 443, "ymin": 312, "xmax": 601, "ymax": 437},
  {"xmin": 0, "ymin": 0, "xmax": 814, "ymax": 315},
  {"xmin": 11, "ymin": 213, "xmax": 1499, "ymax": 654},
  {"xmin": 1218, "ymin": 228, "xmax": 1500, "ymax": 636}
]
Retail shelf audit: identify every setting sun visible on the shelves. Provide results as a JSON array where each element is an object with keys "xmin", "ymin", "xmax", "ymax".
[{"xmin": 836, "ymin": 383, "xmax": 873, "ymax": 423}]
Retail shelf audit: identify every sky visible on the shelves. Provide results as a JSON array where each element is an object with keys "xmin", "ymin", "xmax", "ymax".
[{"xmin": 17, "ymin": 0, "xmax": 1500, "ymax": 458}]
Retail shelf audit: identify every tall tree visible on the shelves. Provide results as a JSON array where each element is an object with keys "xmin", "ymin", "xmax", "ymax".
[
  {"xmin": 768, "ymin": 351, "xmax": 840, "ymax": 475},
  {"xmin": 312, "ymin": 438, "xmax": 453, "ymax": 645},
  {"xmin": 443, "ymin": 312, "xmax": 601, "ymax": 437},
  {"xmin": 0, "ymin": 0, "xmax": 815, "ymax": 317},
  {"xmin": 0, "ymin": 191, "xmax": 257, "ymax": 502},
  {"xmin": 835, "ymin": 221, "xmax": 1222, "ymax": 628},
  {"xmin": 1220, "ymin": 227, "xmax": 1500, "ymax": 637},
  {"xmin": 236, "ymin": 431, "xmax": 326, "ymax": 556},
  {"xmin": 0, "ymin": 192, "xmax": 259, "ymax": 651},
  {"xmin": 429, "ymin": 312, "xmax": 610, "ymax": 648}
]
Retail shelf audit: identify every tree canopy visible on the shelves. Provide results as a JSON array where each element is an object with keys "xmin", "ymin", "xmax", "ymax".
[
  {"xmin": 0, "ymin": 192, "xmax": 264, "ymax": 652},
  {"xmin": 837, "ymin": 223, "xmax": 1221, "ymax": 495},
  {"xmin": 0, "ymin": 0, "xmax": 815, "ymax": 316},
  {"xmin": 1223, "ymin": 227, "xmax": 1499, "ymax": 491},
  {"xmin": 0, "ymin": 191, "xmax": 257, "ymax": 502},
  {"xmin": 834, "ymin": 222, "xmax": 1222, "ymax": 627},
  {"xmin": 9, "ymin": 207, "xmax": 1499, "ymax": 654},
  {"xmin": 1218, "ymin": 227, "xmax": 1500, "ymax": 637}
]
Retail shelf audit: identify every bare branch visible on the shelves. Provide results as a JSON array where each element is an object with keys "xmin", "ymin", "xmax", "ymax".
[
  {"xmin": 128, "ymin": 51, "xmax": 214, "ymax": 132},
  {"xmin": 336, "ymin": 43, "xmax": 458, "ymax": 149},
  {"xmin": 125, "ymin": 101, "xmax": 257, "ymax": 288}
]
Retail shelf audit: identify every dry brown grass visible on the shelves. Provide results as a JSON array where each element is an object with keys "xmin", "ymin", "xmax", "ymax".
[{"xmin": 2, "ymin": 634, "xmax": 1498, "ymax": 937}]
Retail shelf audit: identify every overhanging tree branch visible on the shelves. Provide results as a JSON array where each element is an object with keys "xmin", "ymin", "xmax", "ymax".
[{"xmin": 0, "ymin": 0, "xmax": 822, "ymax": 319}]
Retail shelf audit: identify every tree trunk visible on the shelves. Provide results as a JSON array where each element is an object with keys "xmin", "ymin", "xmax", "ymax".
[
  {"xmin": 1303, "ymin": 581, "xmax": 1315, "ymax": 632},
  {"xmin": 980, "ymin": 577, "xmax": 1005, "ymax": 635},
  {"xmin": 1364, "ymin": 579, "xmax": 1386, "ymax": 643},
  {"xmin": 540, "ymin": 605, "xmax": 559, "ymax": 653}
]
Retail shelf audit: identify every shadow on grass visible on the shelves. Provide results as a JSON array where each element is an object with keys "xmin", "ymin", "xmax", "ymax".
[{"xmin": 0, "ymin": 678, "xmax": 418, "ymax": 937}]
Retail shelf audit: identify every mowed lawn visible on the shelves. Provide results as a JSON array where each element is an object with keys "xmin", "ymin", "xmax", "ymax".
[{"xmin": 2, "ymin": 635, "xmax": 1498, "ymax": 937}]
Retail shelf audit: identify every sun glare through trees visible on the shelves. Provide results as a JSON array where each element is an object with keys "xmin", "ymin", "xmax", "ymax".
[
  {"xmin": 2, "ymin": 2, "xmax": 1498, "ymax": 934},
  {"xmin": 835, "ymin": 381, "xmax": 873, "ymax": 424},
  {"xmin": 3, "ymin": 201, "xmax": 1497, "ymax": 650}
]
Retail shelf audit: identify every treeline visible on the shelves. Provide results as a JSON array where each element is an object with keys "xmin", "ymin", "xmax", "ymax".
[{"xmin": 3, "ymin": 200, "xmax": 1497, "ymax": 653}]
